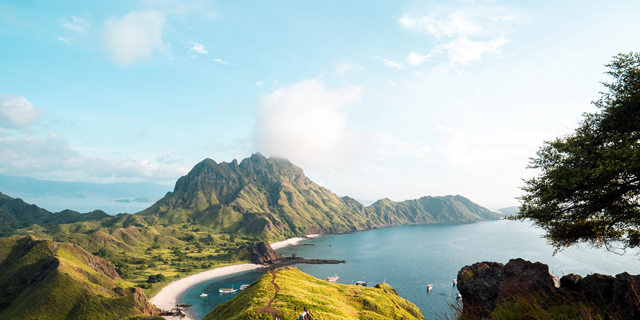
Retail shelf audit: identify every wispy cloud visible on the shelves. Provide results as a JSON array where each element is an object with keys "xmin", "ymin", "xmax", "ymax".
[
  {"xmin": 0, "ymin": 94, "xmax": 44, "ymax": 129},
  {"xmin": 335, "ymin": 63, "xmax": 365, "ymax": 75},
  {"xmin": 188, "ymin": 41, "xmax": 208, "ymax": 55},
  {"xmin": 380, "ymin": 58, "xmax": 405, "ymax": 69},
  {"xmin": 399, "ymin": 13, "xmax": 479, "ymax": 37},
  {"xmin": 63, "ymin": 16, "xmax": 91, "ymax": 36},
  {"xmin": 406, "ymin": 51, "xmax": 432, "ymax": 66},
  {"xmin": 56, "ymin": 37, "xmax": 71, "ymax": 44},
  {"xmin": 441, "ymin": 37, "xmax": 508, "ymax": 64},
  {"xmin": 103, "ymin": 10, "xmax": 169, "ymax": 66},
  {"xmin": 214, "ymin": 58, "xmax": 229, "ymax": 64}
]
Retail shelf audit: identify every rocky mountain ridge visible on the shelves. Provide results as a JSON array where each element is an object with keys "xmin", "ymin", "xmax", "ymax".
[{"xmin": 138, "ymin": 153, "xmax": 500, "ymax": 240}]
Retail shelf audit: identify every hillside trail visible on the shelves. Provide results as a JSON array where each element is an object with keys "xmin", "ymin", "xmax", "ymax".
[{"xmin": 255, "ymin": 270, "xmax": 282, "ymax": 320}]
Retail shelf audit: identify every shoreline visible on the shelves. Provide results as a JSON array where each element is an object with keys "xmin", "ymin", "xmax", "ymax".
[{"xmin": 150, "ymin": 234, "xmax": 320, "ymax": 320}]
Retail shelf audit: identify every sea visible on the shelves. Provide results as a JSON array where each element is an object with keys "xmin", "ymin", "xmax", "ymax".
[{"xmin": 179, "ymin": 219, "xmax": 640, "ymax": 319}]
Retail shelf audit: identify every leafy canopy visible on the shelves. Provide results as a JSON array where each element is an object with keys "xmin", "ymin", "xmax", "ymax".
[{"xmin": 513, "ymin": 52, "xmax": 640, "ymax": 253}]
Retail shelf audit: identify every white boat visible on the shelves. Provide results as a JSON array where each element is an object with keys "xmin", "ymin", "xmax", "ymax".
[
  {"xmin": 356, "ymin": 277, "xmax": 367, "ymax": 286},
  {"xmin": 199, "ymin": 293, "xmax": 207, "ymax": 297},
  {"xmin": 452, "ymin": 279, "xmax": 458, "ymax": 286},
  {"xmin": 327, "ymin": 274, "xmax": 339, "ymax": 282},
  {"xmin": 457, "ymin": 293, "xmax": 463, "ymax": 300},
  {"xmin": 427, "ymin": 284, "xmax": 433, "ymax": 292},
  {"xmin": 239, "ymin": 284, "xmax": 250, "ymax": 291},
  {"xmin": 219, "ymin": 286, "xmax": 237, "ymax": 293}
]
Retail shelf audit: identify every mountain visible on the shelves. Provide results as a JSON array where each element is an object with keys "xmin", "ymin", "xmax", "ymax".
[
  {"xmin": 139, "ymin": 153, "xmax": 499, "ymax": 240},
  {"xmin": 0, "ymin": 175, "xmax": 169, "ymax": 199},
  {"xmin": 0, "ymin": 192, "xmax": 110, "ymax": 236},
  {"xmin": 497, "ymin": 206, "xmax": 519, "ymax": 216},
  {"xmin": 205, "ymin": 267, "xmax": 424, "ymax": 320},
  {"xmin": 0, "ymin": 235, "xmax": 160, "ymax": 320}
]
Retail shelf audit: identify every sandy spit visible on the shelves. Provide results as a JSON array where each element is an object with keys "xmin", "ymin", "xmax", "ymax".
[{"xmin": 151, "ymin": 234, "xmax": 321, "ymax": 320}]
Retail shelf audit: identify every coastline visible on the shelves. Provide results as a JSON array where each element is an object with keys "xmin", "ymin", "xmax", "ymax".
[{"xmin": 151, "ymin": 234, "xmax": 321, "ymax": 320}]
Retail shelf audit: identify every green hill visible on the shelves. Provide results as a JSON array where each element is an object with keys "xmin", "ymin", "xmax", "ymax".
[
  {"xmin": 0, "ymin": 153, "xmax": 498, "ymax": 292},
  {"xmin": 0, "ymin": 235, "xmax": 161, "ymax": 320},
  {"xmin": 139, "ymin": 153, "xmax": 499, "ymax": 240},
  {"xmin": 205, "ymin": 267, "xmax": 425, "ymax": 320},
  {"xmin": 0, "ymin": 192, "xmax": 110, "ymax": 236}
]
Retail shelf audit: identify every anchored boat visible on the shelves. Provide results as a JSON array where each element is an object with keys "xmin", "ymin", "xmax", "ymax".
[
  {"xmin": 199, "ymin": 293, "xmax": 207, "ymax": 297},
  {"xmin": 239, "ymin": 284, "xmax": 250, "ymax": 291},
  {"xmin": 355, "ymin": 277, "xmax": 367, "ymax": 286},
  {"xmin": 219, "ymin": 286, "xmax": 237, "ymax": 294},
  {"xmin": 427, "ymin": 284, "xmax": 433, "ymax": 292},
  {"xmin": 327, "ymin": 274, "xmax": 339, "ymax": 282}
]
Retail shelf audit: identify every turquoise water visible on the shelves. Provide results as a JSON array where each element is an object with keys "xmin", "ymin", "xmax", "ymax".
[{"xmin": 179, "ymin": 220, "xmax": 640, "ymax": 319}]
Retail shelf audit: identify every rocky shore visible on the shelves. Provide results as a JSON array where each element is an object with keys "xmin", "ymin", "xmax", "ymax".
[
  {"xmin": 248, "ymin": 241, "xmax": 345, "ymax": 271},
  {"xmin": 457, "ymin": 258, "xmax": 640, "ymax": 319}
]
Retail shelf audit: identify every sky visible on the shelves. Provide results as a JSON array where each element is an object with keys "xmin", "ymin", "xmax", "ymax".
[{"xmin": 1, "ymin": 0, "xmax": 640, "ymax": 209}]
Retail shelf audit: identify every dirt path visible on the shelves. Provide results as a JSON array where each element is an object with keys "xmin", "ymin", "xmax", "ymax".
[{"xmin": 255, "ymin": 270, "xmax": 282, "ymax": 319}]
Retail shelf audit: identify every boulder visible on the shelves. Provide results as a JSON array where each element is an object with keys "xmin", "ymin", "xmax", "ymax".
[{"xmin": 249, "ymin": 242, "xmax": 282, "ymax": 264}]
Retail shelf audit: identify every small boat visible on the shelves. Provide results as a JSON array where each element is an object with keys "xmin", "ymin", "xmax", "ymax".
[
  {"xmin": 356, "ymin": 277, "xmax": 367, "ymax": 286},
  {"xmin": 327, "ymin": 274, "xmax": 339, "ymax": 282},
  {"xmin": 219, "ymin": 286, "xmax": 237, "ymax": 294},
  {"xmin": 199, "ymin": 293, "xmax": 207, "ymax": 297},
  {"xmin": 457, "ymin": 293, "xmax": 463, "ymax": 300},
  {"xmin": 427, "ymin": 284, "xmax": 433, "ymax": 292},
  {"xmin": 239, "ymin": 284, "xmax": 250, "ymax": 291},
  {"xmin": 452, "ymin": 279, "xmax": 458, "ymax": 286}
]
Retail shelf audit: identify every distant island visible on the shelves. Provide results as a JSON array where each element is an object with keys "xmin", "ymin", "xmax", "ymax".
[{"xmin": 108, "ymin": 197, "xmax": 159, "ymax": 203}]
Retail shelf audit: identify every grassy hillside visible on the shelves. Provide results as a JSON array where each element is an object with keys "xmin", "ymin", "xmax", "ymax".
[
  {"xmin": 139, "ymin": 153, "xmax": 499, "ymax": 240},
  {"xmin": 0, "ymin": 235, "xmax": 162, "ymax": 320},
  {"xmin": 205, "ymin": 267, "xmax": 425, "ymax": 320},
  {"xmin": 0, "ymin": 154, "xmax": 498, "ymax": 293}
]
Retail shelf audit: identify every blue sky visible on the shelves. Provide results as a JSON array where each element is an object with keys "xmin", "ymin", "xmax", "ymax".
[{"xmin": 1, "ymin": 0, "xmax": 640, "ymax": 209}]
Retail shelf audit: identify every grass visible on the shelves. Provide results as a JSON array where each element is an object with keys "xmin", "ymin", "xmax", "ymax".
[
  {"xmin": 0, "ymin": 236, "xmax": 158, "ymax": 320},
  {"xmin": 205, "ymin": 267, "xmax": 425, "ymax": 320}
]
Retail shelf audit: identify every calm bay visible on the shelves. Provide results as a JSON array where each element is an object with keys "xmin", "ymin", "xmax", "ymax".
[{"xmin": 179, "ymin": 220, "xmax": 640, "ymax": 319}]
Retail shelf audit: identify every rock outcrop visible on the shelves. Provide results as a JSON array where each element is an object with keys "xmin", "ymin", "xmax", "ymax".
[
  {"xmin": 457, "ymin": 258, "xmax": 640, "ymax": 319},
  {"xmin": 249, "ymin": 241, "xmax": 283, "ymax": 264}
]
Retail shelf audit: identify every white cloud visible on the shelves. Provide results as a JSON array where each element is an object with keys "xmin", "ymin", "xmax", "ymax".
[
  {"xmin": 63, "ymin": 16, "xmax": 91, "ymax": 36},
  {"xmin": 188, "ymin": 41, "xmax": 208, "ymax": 54},
  {"xmin": 441, "ymin": 37, "xmax": 508, "ymax": 64},
  {"xmin": 406, "ymin": 51, "xmax": 431, "ymax": 66},
  {"xmin": 103, "ymin": 11, "xmax": 168, "ymax": 66},
  {"xmin": 381, "ymin": 58, "xmax": 405, "ymax": 69},
  {"xmin": 400, "ymin": 13, "xmax": 479, "ymax": 37},
  {"xmin": 0, "ymin": 94, "xmax": 43, "ymax": 129},
  {"xmin": 255, "ymin": 81, "xmax": 264, "ymax": 87},
  {"xmin": 0, "ymin": 132, "xmax": 185, "ymax": 183},
  {"xmin": 254, "ymin": 79, "xmax": 364, "ymax": 168},
  {"xmin": 214, "ymin": 58, "xmax": 229, "ymax": 64}
]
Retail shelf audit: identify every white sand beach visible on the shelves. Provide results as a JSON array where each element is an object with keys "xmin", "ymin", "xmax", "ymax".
[
  {"xmin": 151, "ymin": 263, "xmax": 261, "ymax": 319},
  {"xmin": 151, "ymin": 234, "xmax": 321, "ymax": 320},
  {"xmin": 270, "ymin": 234, "xmax": 320, "ymax": 250}
]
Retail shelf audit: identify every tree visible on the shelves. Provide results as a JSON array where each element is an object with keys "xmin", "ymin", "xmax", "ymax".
[{"xmin": 513, "ymin": 52, "xmax": 640, "ymax": 253}]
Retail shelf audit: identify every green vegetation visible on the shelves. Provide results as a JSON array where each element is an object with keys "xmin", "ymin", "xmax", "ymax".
[
  {"xmin": 205, "ymin": 267, "xmax": 425, "ymax": 320},
  {"xmin": 0, "ymin": 235, "xmax": 158, "ymax": 320},
  {"xmin": 0, "ymin": 153, "xmax": 498, "ymax": 293},
  {"xmin": 514, "ymin": 52, "xmax": 640, "ymax": 252}
]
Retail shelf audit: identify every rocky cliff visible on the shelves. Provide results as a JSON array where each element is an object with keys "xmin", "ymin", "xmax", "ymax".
[
  {"xmin": 248, "ymin": 241, "xmax": 283, "ymax": 264},
  {"xmin": 138, "ymin": 153, "xmax": 500, "ymax": 240},
  {"xmin": 457, "ymin": 258, "xmax": 640, "ymax": 319}
]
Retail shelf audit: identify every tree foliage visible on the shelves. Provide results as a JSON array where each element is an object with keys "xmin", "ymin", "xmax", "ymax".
[{"xmin": 513, "ymin": 52, "xmax": 640, "ymax": 252}]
